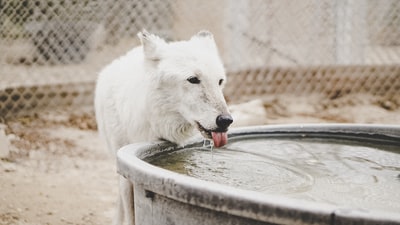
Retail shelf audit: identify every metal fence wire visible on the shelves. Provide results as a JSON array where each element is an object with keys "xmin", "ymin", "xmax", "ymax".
[{"xmin": 0, "ymin": 0, "xmax": 399, "ymax": 118}]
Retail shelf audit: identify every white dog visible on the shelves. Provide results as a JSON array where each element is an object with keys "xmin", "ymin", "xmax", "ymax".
[{"xmin": 95, "ymin": 30, "xmax": 233, "ymax": 225}]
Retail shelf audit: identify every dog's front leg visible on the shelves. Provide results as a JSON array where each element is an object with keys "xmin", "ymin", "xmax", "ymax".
[{"xmin": 115, "ymin": 176, "xmax": 135, "ymax": 225}]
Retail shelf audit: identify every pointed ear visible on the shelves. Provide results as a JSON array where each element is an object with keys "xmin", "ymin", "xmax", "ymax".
[
  {"xmin": 190, "ymin": 30, "xmax": 218, "ymax": 50},
  {"xmin": 137, "ymin": 29, "xmax": 166, "ymax": 61}
]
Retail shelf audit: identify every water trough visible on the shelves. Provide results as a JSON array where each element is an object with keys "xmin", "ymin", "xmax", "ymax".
[{"xmin": 117, "ymin": 124, "xmax": 400, "ymax": 225}]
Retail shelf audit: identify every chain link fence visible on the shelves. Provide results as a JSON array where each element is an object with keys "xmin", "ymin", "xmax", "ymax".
[{"xmin": 1, "ymin": 0, "xmax": 399, "ymax": 119}]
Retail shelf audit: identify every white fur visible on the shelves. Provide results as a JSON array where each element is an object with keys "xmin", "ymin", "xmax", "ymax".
[{"xmin": 95, "ymin": 30, "xmax": 230, "ymax": 225}]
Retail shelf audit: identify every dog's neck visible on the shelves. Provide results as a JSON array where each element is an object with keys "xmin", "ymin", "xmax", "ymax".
[{"xmin": 150, "ymin": 111, "xmax": 195, "ymax": 146}]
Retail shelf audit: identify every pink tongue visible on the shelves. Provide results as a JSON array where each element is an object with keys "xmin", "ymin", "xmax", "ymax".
[{"xmin": 211, "ymin": 132, "xmax": 228, "ymax": 148}]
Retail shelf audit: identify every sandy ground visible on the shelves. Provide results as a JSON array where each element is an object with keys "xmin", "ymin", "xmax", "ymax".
[
  {"xmin": 0, "ymin": 93, "xmax": 399, "ymax": 225},
  {"xmin": 0, "ymin": 110, "xmax": 117, "ymax": 225}
]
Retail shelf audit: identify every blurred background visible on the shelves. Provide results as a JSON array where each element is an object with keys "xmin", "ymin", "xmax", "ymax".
[{"xmin": 1, "ymin": 0, "xmax": 399, "ymax": 119}]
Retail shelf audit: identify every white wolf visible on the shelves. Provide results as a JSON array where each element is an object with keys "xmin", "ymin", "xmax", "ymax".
[{"xmin": 94, "ymin": 30, "xmax": 233, "ymax": 225}]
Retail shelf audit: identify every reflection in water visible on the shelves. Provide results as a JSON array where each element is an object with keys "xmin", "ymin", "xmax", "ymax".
[{"xmin": 148, "ymin": 137, "xmax": 400, "ymax": 213}]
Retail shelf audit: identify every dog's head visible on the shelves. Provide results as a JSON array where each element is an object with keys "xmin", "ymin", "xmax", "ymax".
[{"xmin": 138, "ymin": 30, "xmax": 233, "ymax": 147}]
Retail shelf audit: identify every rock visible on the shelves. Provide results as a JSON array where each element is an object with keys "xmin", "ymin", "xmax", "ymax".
[
  {"xmin": 0, "ymin": 125, "xmax": 10, "ymax": 159},
  {"xmin": 229, "ymin": 99, "xmax": 268, "ymax": 127}
]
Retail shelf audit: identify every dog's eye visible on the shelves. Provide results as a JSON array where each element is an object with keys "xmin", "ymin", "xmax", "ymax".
[
  {"xmin": 219, "ymin": 79, "xmax": 224, "ymax": 86},
  {"xmin": 187, "ymin": 76, "xmax": 201, "ymax": 84}
]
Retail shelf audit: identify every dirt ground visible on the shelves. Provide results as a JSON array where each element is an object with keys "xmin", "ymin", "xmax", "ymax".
[
  {"xmin": 0, "ymin": 93, "xmax": 399, "ymax": 225},
  {"xmin": 0, "ymin": 109, "xmax": 117, "ymax": 225}
]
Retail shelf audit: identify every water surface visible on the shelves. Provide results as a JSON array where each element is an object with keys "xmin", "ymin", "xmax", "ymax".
[{"xmin": 147, "ymin": 136, "xmax": 400, "ymax": 213}]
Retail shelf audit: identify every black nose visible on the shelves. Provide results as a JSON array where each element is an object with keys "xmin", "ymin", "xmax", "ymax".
[{"xmin": 216, "ymin": 114, "xmax": 233, "ymax": 130}]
